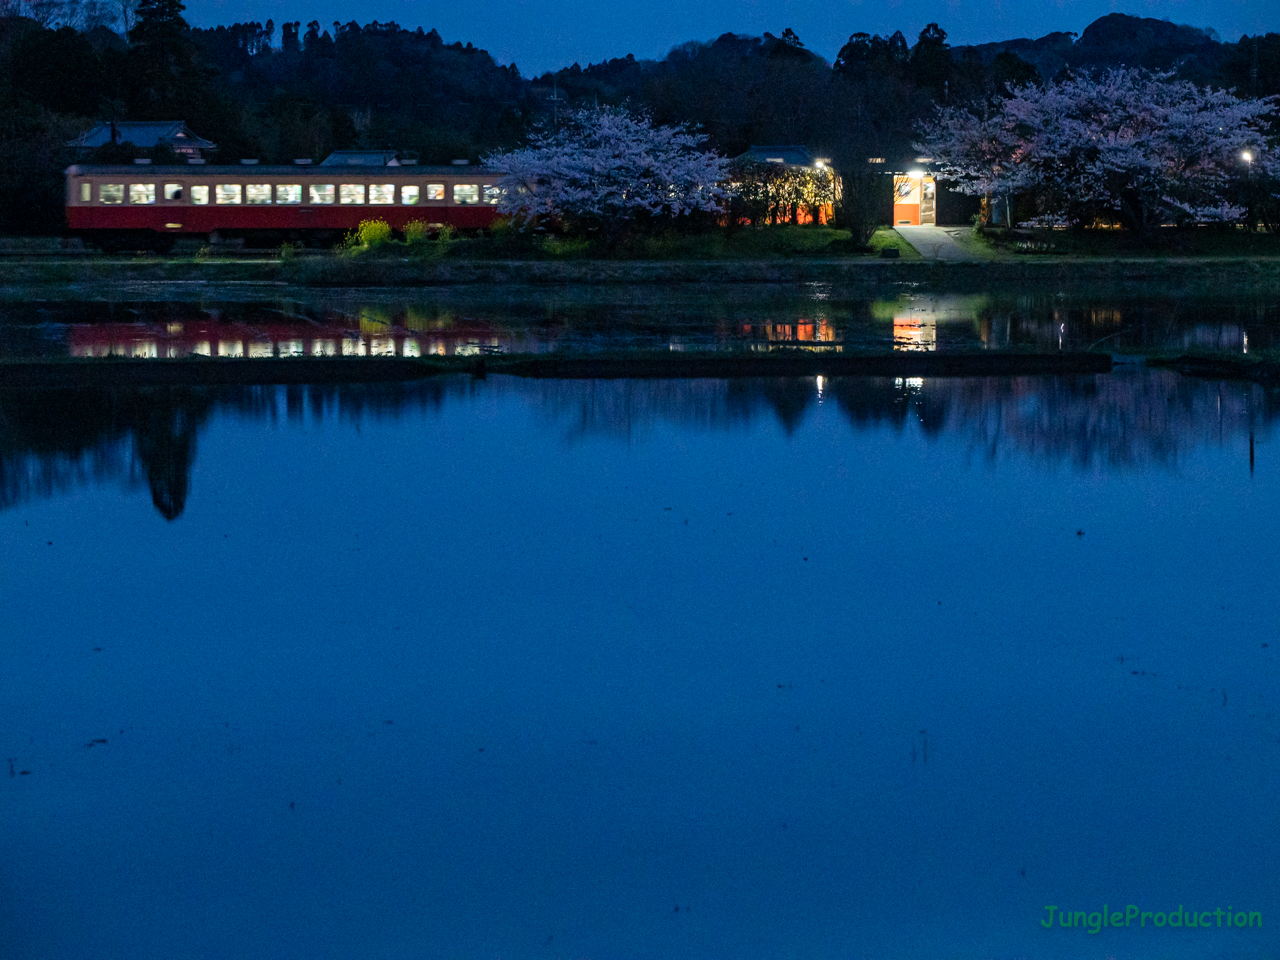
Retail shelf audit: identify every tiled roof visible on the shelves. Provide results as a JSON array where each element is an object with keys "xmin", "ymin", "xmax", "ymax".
[
  {"xmin": 734, "ymin": 145, "xmax": 819, "ymax": 166},
  {"xmin": 68, "ymin": 121, "xmax": 217, "ymax": 151},
  {"xmin": 319, "ymin": 151, "xmax": 409, "ymax": 166}
]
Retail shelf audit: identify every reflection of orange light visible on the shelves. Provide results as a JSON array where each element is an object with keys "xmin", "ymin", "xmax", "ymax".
[{"xmin": 893, "ymin": 317, "xmax": 937, "ymax": 352}]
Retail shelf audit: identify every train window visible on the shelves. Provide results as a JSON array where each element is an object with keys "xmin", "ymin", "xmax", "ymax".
[
  {"xmin": 483, "ymin": 185, "xmax": 502, "ymax": 205},
  {"xmin": 339, "ymin": 184, "xmax": 365, "ymax": 204},
  {"xmin": 246, "ymin": 184, "xmax": 271, "ymax": 204},
  {"xmin": 100, "ymin": 184, "xmax": 124, "ymax": 203},
  {"xmin": 79, "ymin": 182, "xmax": 91, "ymax": 202},
  {"xmin": 277, "ymin": 184, "xmax": 302, "ymax": 204},
  {"xmin": 309, "ymin": 184, "xmax": 335, "ymax": 204},
  {"xmin": 369, "ymin": 184, "xmax": 394, "ymax": 204},
  {"xmin": 216, "ymin": 184, "xmax": 242, "ymax": 204},
  {"xmin": 401, "ymin": 186, "xmax": 420, "ymax": 205},
  {"xmin": 164, "ymin": 183, "xmax": 183, "ymax": 201},
  {"xmin": 129, "ymin": 183, "xmax": 156, "ymax": 204},
  {"xmin": 426, "ymin": 183, "xmax": 445, "ymax": 201},
  {"xmin": 453, "ymin": 184, "xmax": 480, "ymax": 204},
  {"xmin": 191, "ymin": 185, "xmax": 209, "ymax": 205}
]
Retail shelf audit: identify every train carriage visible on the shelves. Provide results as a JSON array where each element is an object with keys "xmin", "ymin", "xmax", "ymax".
[{"xmin": 65, "ymin": 163, "xmax": 504, "ymax": 250}]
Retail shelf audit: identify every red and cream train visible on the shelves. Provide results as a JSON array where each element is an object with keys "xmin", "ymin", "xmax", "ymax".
[{"xmin": 65, "ymin": 162, "xmax": 503, "ymax": 250}]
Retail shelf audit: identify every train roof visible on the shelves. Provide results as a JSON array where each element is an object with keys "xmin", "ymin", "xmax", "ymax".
[{"xmin": 65, "ymin": 163, "xmax": 500, "ymax": 176}]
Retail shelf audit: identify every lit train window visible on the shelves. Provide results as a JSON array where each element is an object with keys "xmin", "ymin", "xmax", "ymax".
[
  {"xmin": 454, "ymin": 184, "xmax": 479, "ymax": 204},
  {"xmin": 246, "ymin": 184, "xmax": 271, "ymax": 204},
  {"xmin": 100, "ymin": 184, "xmax": 124, "ymax": 203},
  {"xmin": 401, "ymin": 185, "xmax": 419, "ymax": 205},
  {"xmin": 79, "ymin": 182, "xmax": 91, "ymax": 202},
  {"xmin": 369, "ymin": 184, "xmax": 394, "ymax": 204},
  {"xmin": 164, "ymin": 183, "xmax": 183, "ymax": 201},
  {"xmin": 277, "ymin": 184, "xmax": 302, "ymax": 204},
  {"xmin": 340, "ymin": 184, "xmax": 365, "ymax": 204},
  {"xmin": 309, "ymin": 184, "xmax": 335, "ymax": 204},
  {"xmin": 129, "ymin": 183, "xmax": 155, "ymax": 204},
  {"xmin": 426, "ymin": 183, "xmax": 445, "ymax": 201},
  {"xmin": 216, "ymin": 184, "xmax": 242, "ymax": 204},
  {"xmin": 483, "ymin": 185, "xmax": 502, "ymax": 205},
  {"xmin": 191, "ymin": 185, "xmax": 209, "ymax": 205}
]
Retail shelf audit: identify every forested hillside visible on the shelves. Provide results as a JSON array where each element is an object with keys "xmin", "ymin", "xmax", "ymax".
[{"xmin": 0, "ymin": 0, "xmax": 1276, "ymax": 234}]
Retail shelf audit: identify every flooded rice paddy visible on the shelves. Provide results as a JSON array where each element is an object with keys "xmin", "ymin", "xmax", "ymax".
[{"xmin": 0, "ymin": 288, "xmax": 1278, "ymax": 960}]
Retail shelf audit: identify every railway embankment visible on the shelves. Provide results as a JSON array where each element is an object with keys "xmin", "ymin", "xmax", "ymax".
[{"xmin": 0, "ymin": 254, "xmax": 1278, "ymax": 294}]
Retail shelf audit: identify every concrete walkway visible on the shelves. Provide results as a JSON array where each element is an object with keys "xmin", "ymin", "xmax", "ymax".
[{"xmin": 893, "ymin": 225, "xmax": 983, "ymax": 262}]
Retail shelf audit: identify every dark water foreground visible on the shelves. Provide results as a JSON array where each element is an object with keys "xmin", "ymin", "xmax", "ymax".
[{"xmin": 1, "ymin": 370, "xmax": 1277, "ymax": 960}]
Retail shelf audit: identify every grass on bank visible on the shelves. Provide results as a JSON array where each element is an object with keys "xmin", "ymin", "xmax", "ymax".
[
  {"xmin": 977, "ymin": 225, "xmax": 1280, "ymax": 258},
  {"xmin": 867, "ymin": 227, "xmax": 922, "ymax": 260},
  {"xmin": 336, "ymin": 220, "xmax": 888, "ymax": 261}
]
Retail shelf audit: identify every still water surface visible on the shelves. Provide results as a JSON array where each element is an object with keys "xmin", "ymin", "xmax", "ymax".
[
  {"xmin": 0, "ymin": 286, "xmax": 1275, "ymax": 357},
  {"xmin": 1, "ymin": 369, "xmax": 1278, "ymax": 959}
]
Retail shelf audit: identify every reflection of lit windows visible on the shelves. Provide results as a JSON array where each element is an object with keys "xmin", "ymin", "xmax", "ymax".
[
  {"xmin": 401, "ymin": 185, "xmax": 419, "ymax": 205},
  {"xmin": 311, "ymin": 339, "xmax": 336, "ymax": 356},
  {"xmin": 247, "ymin": 342, "xmax": 273, "ymax": 358},
  {"xmin": 310, "ymin": 184, "xmax": 335, "ymax": 204},
  {"xmin": 453, "ymin": 184, "xmax": 479, "ymax": 204},
  {"xmin": 130, "ymin": 183, "xmax": 155, "ymax": 204},
  {"xmin": 277, "ymin": 184, "xmax": 302, "ymax": 204},
  {"xmin": 100, "ymin": 183, "xmax": 124, "ymax": 203},
  {"xmin": 246, "ymin": 183, "xmax": 272, "ymax": 204},
  {"xmin": 455, "ymin": 342, "xmax": 481, "ymax": 356},
  {"xmin": 164, "ymin": 183, "xmax": 183, "ymax": 201},
  {"xmin": 279, "ymin": 339, "xmax": 303, "ymax": 357},
  {"xmin": 342, "ymin": 338, "xmax": 366, "ymax": 356},
  {"xmin": 370, "ymin": 337, "xmax": 395, "ymax": 356},
  {"xmin": 191, "ymin": 185, "xmax": 209, "ymax": 204},
  {"xmin": 218, "ymin": 340, "xmax": 244, "ymax": 357},
  {"xmin": 192, "ymin": 341, "xmax": 211, "ymax": 356},
  {"xmin": 130, "ymin": 341, "xmax": 158, "ymax": 358},
  {"xmin": 402, "ymin": 338, "xmax": 421, "ymax": 357},
  {"xmin": 339, "ymin": 184, "xmax": 365, "ymax": 204},
  {"xmin": 216, "ymin": 184, "xmax": 242, "ymax": 204},
  {"xmin": 483, "ymin": 185, "xmax": 501, "ymax": 205},
  {"xmin": 426, "ymin": 183, "xmax": 445, "ymax": 201},
  {"xmin": 430, "ymin": 341, "xmax": 446, "ymax": 355},
  {"xmin": 369, "ymin": 184, "xmax": 395, "ymax": 204}
]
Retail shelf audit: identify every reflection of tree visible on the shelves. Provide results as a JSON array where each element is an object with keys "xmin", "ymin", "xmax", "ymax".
[
  {"xmin": 131, "ymin": 390, "xmax": 203, "ymax": 520},
  {"xmin": 0, "ymin": 382, "xmax": 458, "ymax": 520},
  {"xmin": 510, "ymin": 373, "xmax": 1279, "ymax": 468},
  {"xmin": 2, "ymin": 374, "xmax": 1275, "ymax": 521},
  {"xmin": 830, "ymin": 372, "xmax": 1277, "ymax": 468},
  {"xmin": 0, "ymin": 389, "xmax": 213, "ymax": 521}
]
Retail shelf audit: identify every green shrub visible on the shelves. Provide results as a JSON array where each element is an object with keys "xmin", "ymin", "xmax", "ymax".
[
  {"xmin": 403, "ymin": 220, "xmax": 430, "ymax": 245},
  {"xmin": 344, "ymin": 219, "xmax": 395, "ymax": 252}
]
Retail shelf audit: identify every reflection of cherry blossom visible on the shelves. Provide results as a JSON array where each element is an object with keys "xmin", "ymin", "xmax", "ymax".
[
  {"xmin": 487, "ymin": 107, "xmax": 728, "ymax": 232},
  {"xmin": 916, "ymin": 68, "xmax": 1277, "ymax": 230}
]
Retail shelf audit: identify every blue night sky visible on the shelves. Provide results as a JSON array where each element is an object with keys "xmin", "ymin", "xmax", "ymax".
[{"xmin": 185, "ymin": 0, "xmax": 1280, "ymax": 75}]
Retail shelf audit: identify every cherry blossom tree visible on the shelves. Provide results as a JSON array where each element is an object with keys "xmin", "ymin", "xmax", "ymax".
[
  {"xmin": 917, "ymin": 68, "xmax": 1277, "ymax": 233},
  {"xmin": 487, "ymin": 107, "xmax": 728, "ymax": 236}
]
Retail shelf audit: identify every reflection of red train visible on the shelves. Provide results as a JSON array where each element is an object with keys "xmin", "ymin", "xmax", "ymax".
[
  {"xmin": 66, "ymin": 319, "xmax": 516, "ymax": 359},
  {"xmin": 65, "ymin": 163, "xmax": 503, "ymax": 251}
]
